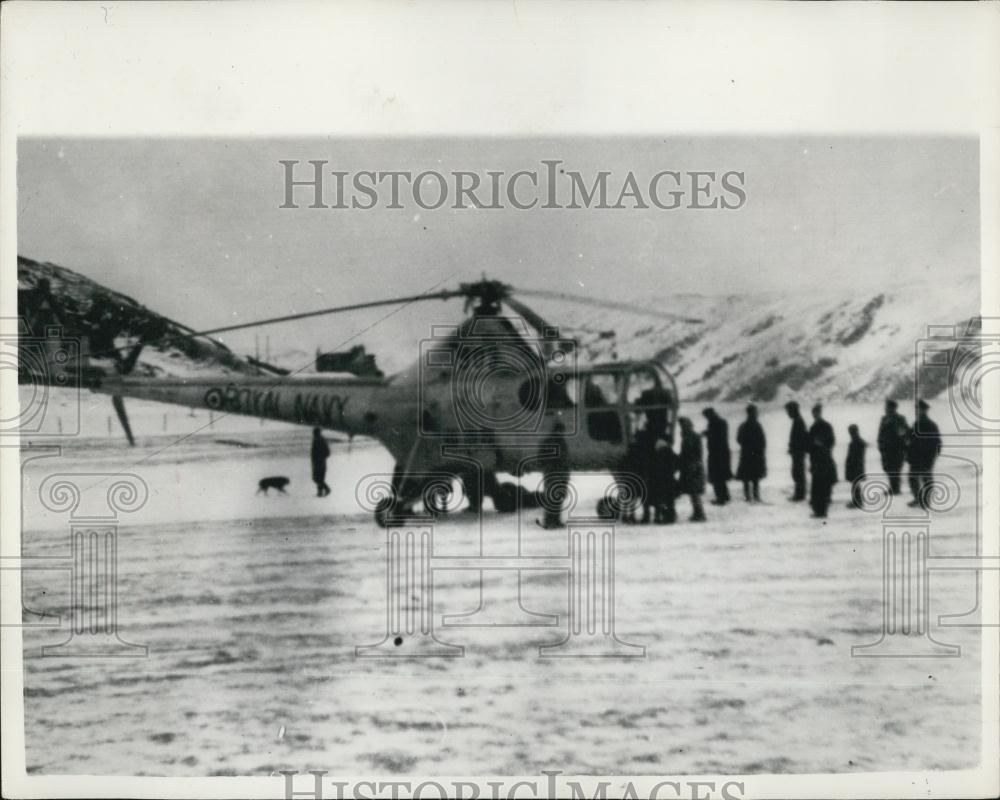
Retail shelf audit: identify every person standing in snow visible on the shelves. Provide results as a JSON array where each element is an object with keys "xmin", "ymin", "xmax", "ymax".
[
  {"xmin": 736, "ymin": 404, "xmax": 767, "ymax": 503},
  {"xmin": 311, "ymin": 427, "xmax": 331, "ymax": 497},
  {"xmin": 701, "ymin": 407, "xmax": 732, "ymax": 505},
  {"xmin": 907, "ymin": 399, "xmax": 942, "ymax": 509},
  {"xmin": 877, "ymin": 399, "xmax": 910, "ymax": 496},
  {"xmin": 785, "ymin": 400, "xmax": 810, "ymax": 502},
  {"xmin": 677, "ymin": 417, "xmax": 707, "ymax": 523},
  {"xmin": 844, "ymin": 424, "xmax": 867, "ymax": 509},
  {"xmin": 808, "ymin": 404, "xmax": 837, "ymax": 518}
]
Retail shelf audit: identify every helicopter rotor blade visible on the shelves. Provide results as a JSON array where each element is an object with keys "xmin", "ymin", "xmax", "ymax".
[
  {"xmin": 501, "ymin": 295, "xmax": 555, "ymax": 336},
  {"xmin": 514, "ymin": 288, "xmax": 704, "ymax": 325},
  {"xmin": 187, "ymin": 288, "xmax": 466, "ymax": 339},
  {"xmin": 500, "ymin": 295, "xmax": 563, "ymax": 360}
]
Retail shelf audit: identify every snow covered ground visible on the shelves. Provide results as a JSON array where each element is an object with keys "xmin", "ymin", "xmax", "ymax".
[{"xmin": 18, "ymin": 401, "xmax": 984, "ymax": 777}]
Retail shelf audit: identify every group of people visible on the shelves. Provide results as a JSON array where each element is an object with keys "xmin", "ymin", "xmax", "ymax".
[
  {"xmin": 617, "ymin": 397, "xmax": 942, "ymax": 524},
  {"xmin": 875, "ymin": 398, "xmax": 943, "ymax": 505},
  {"xmin": 312, "ymin": 398, "xmax": 944, "ymax": 521},
  {"xmin": 783, "ymin": 400, "xmax": 846, "ymax": 518}
]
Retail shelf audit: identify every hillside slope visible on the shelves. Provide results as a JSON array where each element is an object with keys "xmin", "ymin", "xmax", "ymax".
[
  {"xmin": 518, "ymin": 279, "xmax": 980, "ymax": 404},
  {"xmin": 17, "ymin": 255, "xmax": 262, "ymax": 378},
  {"xmin": 18, "ymin": 255, "xmax": 979, "ymax": 403}
]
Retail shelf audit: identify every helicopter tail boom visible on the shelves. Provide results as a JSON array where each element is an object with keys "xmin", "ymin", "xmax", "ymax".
[{"xmin": 91, "ymin": 374, "xmax": 400, "ymax": 439}]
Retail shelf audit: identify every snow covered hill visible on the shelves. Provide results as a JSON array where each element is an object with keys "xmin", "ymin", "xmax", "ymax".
[
  {"xmin": 18, "ymin": 255, "xmax": 979, "ymax": 404},
  {"xmin": 546, "ymin": 278, "xmax": 980, "ymax": 404}
]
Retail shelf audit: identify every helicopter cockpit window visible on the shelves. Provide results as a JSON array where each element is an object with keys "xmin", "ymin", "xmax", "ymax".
[
  {"xmin": 626, "ymin": 367, "xmax": 661, "ymax": 405},
  {"xmin": 627, "ymin": 366, "xmax": 674, "ymax": 440},
  {"xmin": 584, "ymin": 373, "xmax": 620, "ymax": 408},
  {"xmin": 583, "ymin": 372, "xmax": 623, "ymax": 442}
]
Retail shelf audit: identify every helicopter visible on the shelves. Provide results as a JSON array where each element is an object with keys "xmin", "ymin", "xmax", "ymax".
[{"xmin": 18, "ymin": 263, "xmax": 701, "ymax": 526}]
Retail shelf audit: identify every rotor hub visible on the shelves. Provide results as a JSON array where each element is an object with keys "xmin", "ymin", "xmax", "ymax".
[{"xmin": 459, "ymin": 279, "xmax": 513, "ymax": 314}]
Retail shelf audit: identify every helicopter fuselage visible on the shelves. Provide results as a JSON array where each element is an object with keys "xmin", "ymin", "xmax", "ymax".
[{"xmin": 94, "ymin": 357, "xmax": 678, "ymax": 481}]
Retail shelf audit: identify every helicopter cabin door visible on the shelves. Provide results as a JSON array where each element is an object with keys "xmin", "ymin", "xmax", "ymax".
[
  {"xmin": 624, "ymin": 363, "xmax": 677, "ymax": 447},
  {"xmin": 546, "ymin": 368, "xmax": 628, "ymax": 470}
]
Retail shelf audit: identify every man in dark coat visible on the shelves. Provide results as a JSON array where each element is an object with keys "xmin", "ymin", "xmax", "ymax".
[
  {"xmin": 736, "ymin": 404, "xmax": 767, "ymax": 502},
  {"xmin": 651, "ymin": 435, "xmax": 679, "ymax": 524},
  {"xmin": 310, "ymin": 427, "xmax": 331, "ymax": 497},
  {"xmin": 808, "ymin": 403, "xmax": 837, "ymax": 518},
  {"xmin": 785, "ymin": 400, "xmax": 809, "ymax": 502},
  {"xmin": 701, "ymin": 407, "xmax": 732, "ymax": 505},
  {"xmin": 631, "ymin": 422, "xmax": 660, "ymax": 524},
  {"xmin": 677, "ymin": 417, "xmax": 707, "ymax": 522},
  {"xmin": 877, "ymin": 399, "xmax": 909, "ymax": 495},
  {"xmin": 907, "ymin": 399, "xmax": 942, "ymax": 509},
  {"xmin": 844, "ymin": 424, "xmax": 867, "ymax": 510}
]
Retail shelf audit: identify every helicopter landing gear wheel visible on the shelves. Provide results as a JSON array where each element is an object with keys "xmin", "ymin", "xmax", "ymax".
[
  {"xmin": 374, "ymin": 463, "xmax": 408, "ymax": 527},
  {"xmin": 374, "ymin": 496, "xmax": 394, "ymax": 528},
  {"xmin": 374, "ymin": 493, "xmax": 421, "ymax": 526},
  {"xmin": 491, "ymin": 481, "xmax": 519, "ymax": 513},
  {"xmin": 458, "ymin": 469, "xmax": 485, "ymax": 515},
  {"xmin": 424, "ymin": 483, "xmax": 451, "ymax": 515}
]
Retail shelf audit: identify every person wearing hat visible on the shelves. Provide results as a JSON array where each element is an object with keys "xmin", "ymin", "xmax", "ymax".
[
  {"xmin": 907, "ymin": 399, "xmax": 942, "ymax": 509},
  {"xmin": 808, "ymin": 403, "xmax": 837, "ymax": 518},
  {"xmin": 701, "ymin": 407, "xmax": 732, "ymax": 505},
  {"xmin": 677, "ymin": 417, "xmax": 707, "ymax": 522},
  {"xmin": 736, "ymin": 403, "xmax": 767, "ymax": 502},
  {"xmin": 785, "ymin": 400, "xmax": 809, "ymax": 502},
  {"xmin": 876, "ymin": 399, "xmax": 910, "ymax": 495}
]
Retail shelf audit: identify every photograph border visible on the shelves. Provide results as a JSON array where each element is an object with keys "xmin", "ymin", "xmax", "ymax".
[{"xmin": 2, "ymin": 2, "xmax": 998, "ymax": 798}]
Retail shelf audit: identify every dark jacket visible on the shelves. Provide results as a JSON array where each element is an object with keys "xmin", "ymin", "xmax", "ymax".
[
  {"xmin": 907, "ymin": 416, "xmax": 942, "ymax": 470},
  {"xmin": 736, "ymin": 419, "xmax": 767, "ymax": 481},
  {"xmin": 808, "ymin": 419, "xmax": 837, "ymax": 484},
  {"xmin": 877, "ymin": 412, "xmax": 909, "ymax": 459},
  {"xmin": 678, "ymin": 429, "xmax": 705, "ymax": 495},
  {"xmin": 788, "ymin": 415, "xmax": 810, "ymax": 457},
  {"xmin": 845, "ymin": 436, "xmax": 867, "ymax": 482},
  {"xmin": 628, "ymin": 427, "xmax": 658, "ymax": 494},
  {"xmin": 311, "ymin": 435, "xmax": 330, "ymax": 478},
  {"xmin": 703, "ymin": 415, "xmax": 733, "ymax": 482},
  {"xmin": 649, "ymin": 438, "xmax": 678, "ymax": 504}
]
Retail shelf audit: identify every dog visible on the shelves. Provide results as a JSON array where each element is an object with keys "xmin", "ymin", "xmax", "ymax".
[{"xmin": 257, "ymin": 476, "xmax": 290, "ymax": 495}]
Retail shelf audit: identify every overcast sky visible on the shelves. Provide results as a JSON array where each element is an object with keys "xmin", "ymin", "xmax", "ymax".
[{"xmin": 17, "ymin": 137, "xmax": 979, "ymax": 358}]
